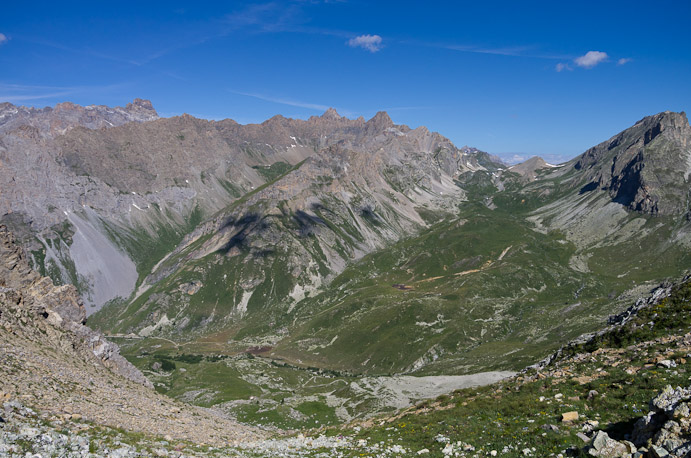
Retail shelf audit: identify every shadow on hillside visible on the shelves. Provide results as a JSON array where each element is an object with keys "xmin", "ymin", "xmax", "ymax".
[
  {"xmin": 579, "ymin": 182, "xmax": 598, "ymax": 194},
  {"xmin": 293, "ymin": 209, "xmax": 326, "ymax": 237},
  {"xmin": 218, "ymin": 213, "xmax": 273, "ymax": 257}
]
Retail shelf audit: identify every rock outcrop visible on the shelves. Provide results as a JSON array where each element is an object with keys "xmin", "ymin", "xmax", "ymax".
[
  {"xmin": 574, "ymin": 111, "xmax": 691, "ymax": 215},
  {"xmin": 508, "ymin": 156, "xmax": 556, "ymax": 181},
  {"xmin": 0, "ymin": 225, "xmax": 146, "ymax": 385},
  {"xmin": 0, "ymin": 225, "xmax": 258, "ymax": 445},
  {"xmin": 582, "ymin": 385, "xmax": 691, "ymax": 457},
  {"xmin": 631, "ymin": 385, "xmax": 691, "ymax": 456}
]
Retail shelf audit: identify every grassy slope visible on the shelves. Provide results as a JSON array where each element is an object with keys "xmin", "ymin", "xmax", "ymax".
[
  {"xmin": 271, "ymin": 169, "xmax": 691, "ymax": 375},
  {"xmin": 331, "ymin": 279, "xmax": 691, "ymax": 457},
  {"xmin": 91, "ymin": 164, "xmax": 690, "ymax": 430},
  {"xmin": 36, "ymin": 278, "xmax": 690, "ymax": 457},
  {"xmin": 89, "ymin": 161, "xmax": 305, "ymax": 332}
]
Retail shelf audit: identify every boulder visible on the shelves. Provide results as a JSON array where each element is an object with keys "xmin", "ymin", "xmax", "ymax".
[
  {"xmin": 587, "ymin": 431, "xmax": 629, "ymax": 457},
  {"xmin": 561, "ymin": 411, "xmax": 579, "ymax": 422}
]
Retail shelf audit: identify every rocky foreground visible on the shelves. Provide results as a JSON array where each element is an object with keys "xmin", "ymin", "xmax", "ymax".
[{"xmin": 0, "ymin": 225, "xmax": 259, "ymax": 449}]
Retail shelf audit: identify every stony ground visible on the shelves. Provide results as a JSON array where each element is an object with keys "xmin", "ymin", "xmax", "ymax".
[
  {"xmin": 3, "ymin": 224, "xmax": 691, "ymax": 457},
  {"xmin": 0, "ymin": 225, "xmax": 260, "ymax": 450}
]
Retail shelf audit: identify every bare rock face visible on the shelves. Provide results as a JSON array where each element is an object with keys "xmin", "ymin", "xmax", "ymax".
[
  {"xmin": 0, "ymin": 228, "xmax": 258, "ymax": 446},
  {"xmin": 574, "ymin": 111, "xmax": 691, "ymax": 216},
  {"xmin": 508, "ymin": 156, "xmax": 554, "ymax": 182},
  {"xmin": 0, "ymin": 225, "xmax": 148, "ymax": 386},
  {"xmin": 0, "ymin": 98, "xmax": 158, "ymax": 137},
  {"xmin": 0, "ymin": 100, "xmax": 491, "ymax": 314}
]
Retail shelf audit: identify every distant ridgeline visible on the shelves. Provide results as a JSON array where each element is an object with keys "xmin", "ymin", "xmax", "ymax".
[{"xmin": 0, "ymin": 100, "xmax": 689, "ymax": 382}]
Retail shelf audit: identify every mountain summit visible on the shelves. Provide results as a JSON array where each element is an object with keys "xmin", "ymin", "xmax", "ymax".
[
  {"xmin": 574, "ymin": 111, "xmax": 691, "ymax": 215},
  {"xmin": 321, "ymin": 107, "xmax": 342, "ymax": 119}
]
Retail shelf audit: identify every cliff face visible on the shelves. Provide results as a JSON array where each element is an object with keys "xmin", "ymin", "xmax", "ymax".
[
  {"xmin": 0, "ymin": 224, "xmax": 259, "ymax": 445},
  {"xmin": 574, "ymin": 111, "xmax": 691, "ymax": 215},
  {"xmin": 0, "ymin": 225, "xmax": 148, "ymax": 386}
]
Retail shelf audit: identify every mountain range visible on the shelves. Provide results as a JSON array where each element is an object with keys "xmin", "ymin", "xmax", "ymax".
[{"xmin": 1, "ymin": 99, "xmax": 691, "ymax": 440}]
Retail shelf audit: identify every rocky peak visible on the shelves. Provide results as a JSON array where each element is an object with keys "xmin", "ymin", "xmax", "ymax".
[
  {"xmin": 124, "ymin": 97, "xmax": 158, "ymax": 120},
  {"xmin": 322, "ymin": 107, "xmax": 342, "ymax": 120},
  {"xmin": 508, "ymin": 156, "xmax": 551, "ymax": 181},
  {"xmin": 0, "ymin": 99, "xmax": 159, "ymax": 137},
  {"xmin": 366, "ymin": 111, "xmax": 394, "ymax": 131},
  {"xmin": 127, "ymin": 97, "xmax": 154, "ymax": 110},
  {"xmin": 574, "ymin": 111, "xmax": 691, "ymax": 215},
  {"xmin": 634, "ymin": 110, "xmax": 688, "ymax": 142},
  {"xmin": 53, "ymin": 101, "xmax": 79, "ymax": 112}
]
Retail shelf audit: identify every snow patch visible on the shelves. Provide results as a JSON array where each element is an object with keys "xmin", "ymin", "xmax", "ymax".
[
  {"xmin": 416, "ymin": 320, "xmax": 438, "ymax": 327},
  {"xmin": 497, "ymin": 245, "xmax": 512, "ymax": 261}
]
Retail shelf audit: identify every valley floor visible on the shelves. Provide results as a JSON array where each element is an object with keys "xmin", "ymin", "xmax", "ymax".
[
  {"xmin": 4, "ymin": 317, "xmax": 690, "ymax": 457},
  {"xmin": 3, "ymin": 330, "xmax": 689, "ymax": 457}
]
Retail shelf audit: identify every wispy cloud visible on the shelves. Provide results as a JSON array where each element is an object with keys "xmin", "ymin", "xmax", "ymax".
[
  {"xmin": 230, "ymin": 90, "xmax": 331, "ymax": 111},
  {"xmin": 22, "ymin": 29, "xmax": 214, "ymax": 68},
  {"xmin": 0, "ymin": 83, "xmax": 77, "ymax": 103},
  {"xmin": 574, "ymin": 50, "xmax": 608, "ymax": 68},
  {"xmin": 24, "ymin": 37, "xmax": 143, "ymax": 66},
  {"xmin": 0, "ymin": 92, "xmax": 76, "ymax": 103},
  {"xmin": 444, "ymin": 44, "xmax": 532, "ymax": 57},
  {"xmin": 0, "ymin": 82, "xmax": 129, "ymax": 105},
  {"xmin": 347, "ymin": 34, "xmax": 383, "ymax": 52},
  {"xmin": 224, "ymin": 2, "xmax": 304, "ymax": 33},
  {"xmin": 221, "ymin": 1, "xmax": 358, "ymax": 41},
  {"xmin": 555, "ymin": 62, "xmax": 572, "ymax": 72},
  {"xmin": 0, "ymin": 33, "xmax": 8, "ymax": 45},
  {"xmin": 617, "ymin": 57, "xmax": 632, "ymax": 66},
  {"xmin": 403, "ymin": 39, "xmax": 570, "ymax": 60}
]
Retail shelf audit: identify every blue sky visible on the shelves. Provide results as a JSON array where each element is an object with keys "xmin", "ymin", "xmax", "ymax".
[{"xmin": 2, "ymin": 1, "xmax": 690, "ymax": 163}]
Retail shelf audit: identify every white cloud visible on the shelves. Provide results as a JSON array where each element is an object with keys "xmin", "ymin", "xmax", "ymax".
[
  {"xmin": 347, "ymin": 34, "xmax": 383, "ymax": 53},
  {"xmin": 555, "ymin": 62, "xmax": 572, "ymax": 72},
  {"xmin": 0, "ymin": 33, "xmax": 7, "ymax": 45},
  {"xmin": 509, "ymin": 154, "xmax": 527, "ymax": 164},
  {"xmin": 617, "ymin": 57, "xmax": 632, "ymax": 65},
  {"xmin": 574, "ymin": 51, "xmax": 608, "ymax": 68}
]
